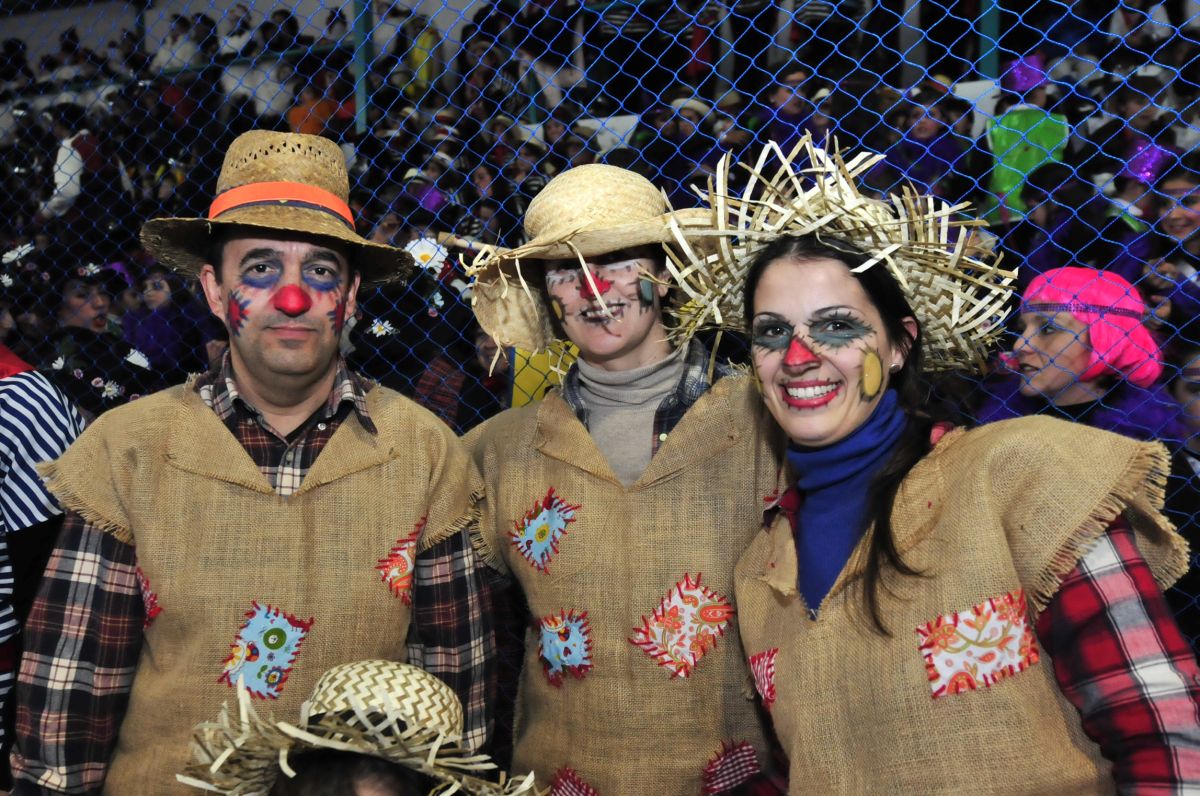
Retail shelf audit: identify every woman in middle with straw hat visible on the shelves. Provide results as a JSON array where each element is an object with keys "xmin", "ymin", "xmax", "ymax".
[
  {"xmin": 677, "ymin": 136, "xmax": 1200, "ymax": 792},
  {"xmin": 464, "ymin": 163, "xmax": 785, "ymax": 793}
]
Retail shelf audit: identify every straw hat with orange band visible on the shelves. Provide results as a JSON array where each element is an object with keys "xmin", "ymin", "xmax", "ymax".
[{"xmin": 141, "ymin": 130, "xmax": 414, "ymax": 285}]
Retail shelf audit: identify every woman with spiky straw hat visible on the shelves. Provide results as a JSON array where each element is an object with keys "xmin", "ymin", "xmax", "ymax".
[{"xmin": 680, "ymin": 137, "xmax": 1200, "ymax": 792}]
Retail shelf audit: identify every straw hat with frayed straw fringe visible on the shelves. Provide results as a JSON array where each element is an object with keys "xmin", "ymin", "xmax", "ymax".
[
  {"xmin": 466, "ymin": 163, "xmax": 714, "ymax": 353},
  {"xmin": 664, "ymin": 135, "xmax": 1017, "ymax": 372},
  {"xmin": 177, "ymin": 659, "xmax": 541, "ymax": 796},
  {"xmin": 142, "ymin": 131, "xmax": 415, "ymax": 286}
]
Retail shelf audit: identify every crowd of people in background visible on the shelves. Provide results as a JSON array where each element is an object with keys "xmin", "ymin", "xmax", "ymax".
[{"xmin": 0, "ymin": 0, "xmax": 1199, "ymax": 437}]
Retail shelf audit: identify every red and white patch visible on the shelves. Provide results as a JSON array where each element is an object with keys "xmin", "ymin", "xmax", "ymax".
[
  {"xmin": 916, "ymin": 588, "xmax": 1040, "ymax": 699},
  {"xmin": 629, "ymin": 573, "xmax": 734, "ymax": 678},
  {"xmin": 748, "ymin": 648, "xmax": 778, "ymax": 710},
  {"xmin": 550, "ymin": 767, "xmax": 598, "ymax": 796},
  {"xmin": 135, "ymin": 566, "xmax": 162, "ymax": 630},
  {"xmin": 377, "ymin": 518, "xmax": 425, "ymax": 605},
  {"xmin": 701, "ymin": 740, "xmax": 761, "ymax": 794}
]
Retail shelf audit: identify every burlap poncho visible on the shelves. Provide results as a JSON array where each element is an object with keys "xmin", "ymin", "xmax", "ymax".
[
  {"xmin": 735, "ymin": 416, "xmax": 1189, "ymax": 794},
  {"xmin": 466, "ymin": 374, "xmax": 784, "ymax": 794},
  {"xmin": 38, "ymin": 382, "xmax": 479, "ymax": 795}
]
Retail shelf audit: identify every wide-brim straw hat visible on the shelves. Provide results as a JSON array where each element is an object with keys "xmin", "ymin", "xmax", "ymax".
[
  {"xmin": 141, "ymin": 131, "xmax": 414, "ymax": 286},
  {"xmin": 177, "ymin": 659, "xmax": 540, "ymax": 796},
  {"xmin": 666, "ymin": 135, "xmax": 1016, "ymax": 372},
  {"xmin": 466, "ymin": 163, "xmax": 713, "ymax": 353}
]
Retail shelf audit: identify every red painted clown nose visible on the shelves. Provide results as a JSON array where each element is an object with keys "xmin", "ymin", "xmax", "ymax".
[
  {"xmin": 578, "ymin": 273, "xmax": 613, "ymax": 301},
  {"xmin": 784, "ymin": 338, "xmax": 819, "ymax": 367},
  {"xmin": 273, "ymin": 285, "xmax": 312, "ymax": 317}
]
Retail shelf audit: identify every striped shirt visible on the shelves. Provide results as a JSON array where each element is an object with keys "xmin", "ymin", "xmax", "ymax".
[{"xmin": 0, "ymin": 371, "xmax": 83, "ymax": 747}]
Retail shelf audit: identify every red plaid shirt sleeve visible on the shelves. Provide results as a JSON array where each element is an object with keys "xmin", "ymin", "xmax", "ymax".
[
  {"xmin": 11, "ymin": 512, "xmax": 143, "ymax": 796},
  {"xmin": 1035, "ymin": 518, "xmax": 1200, "ymax": 793}
]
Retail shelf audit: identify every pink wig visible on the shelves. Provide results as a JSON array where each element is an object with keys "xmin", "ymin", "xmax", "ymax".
[{"xmin": 1022, "ymin": 267, "xmax": 1162, "ymax": 388}]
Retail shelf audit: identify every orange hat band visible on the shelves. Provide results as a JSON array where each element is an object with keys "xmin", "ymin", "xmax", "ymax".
[{"xmin": 209, "ymin": 181, "xmax": 355, "ymax": 230}]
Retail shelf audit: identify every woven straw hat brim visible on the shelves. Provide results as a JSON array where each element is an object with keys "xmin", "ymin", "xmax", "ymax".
[
  {"xmin": 468, "ymin": 208, "xmax": 715, "ymax": 353},
  {"xmin": 141, "ymin": 210, "xmax": 414, "ymax": 287}
]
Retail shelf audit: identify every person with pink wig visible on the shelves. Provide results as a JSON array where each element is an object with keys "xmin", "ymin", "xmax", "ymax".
[{"xmin": 974, "ymin": 266, "xmax": 1185, "ymax": 442}]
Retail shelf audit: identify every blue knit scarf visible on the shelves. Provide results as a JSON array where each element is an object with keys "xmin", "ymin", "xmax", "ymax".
[{"xmin": 784, "ymin": 390, "xmax": 908, "ymax": 615}]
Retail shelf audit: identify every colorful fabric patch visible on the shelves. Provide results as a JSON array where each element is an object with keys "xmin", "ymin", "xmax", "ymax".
[
  {"xmin": 748, "ymin": 648, "xmax": 778, "ymax": 710},
  {"xmin": 377, "ymin": 519, "xmax": 424, "ymax": 605},
  {"xmin": 916, "ymin": 588, "xmax": 1040, "ymax": 699},
  {"xmin": 509, "ymin": 487, "xmax": 579, "ymax": 573},
  {"xmin": 550, "ymin": 767, "xmax": 598, "ymax": 796},
  {"xmin": 701, "ymin": 740, "xmax": 761, "ymax": 794},
  {"xmin": 630, "ymin": 573, "xmax": 734, "ymax": 678},
  {"xmin": 219, "ymin": 602, "xmax": 313, "ymax": 699},
  {"xmin": 538, "ymin": 609, "xmax": 593, "ymax": 686},
  {"xmin": 135, "ymin": 566, "xmax": 161, "ymax": 630}
]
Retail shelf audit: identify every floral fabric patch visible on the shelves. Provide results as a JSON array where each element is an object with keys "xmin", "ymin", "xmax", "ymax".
[
  {"xmin": 550, "ymin": 767, "xmax": 598, "ymax": 796},
  {"xmin": 134, "ymin": 566, "xmax": 161, "ymax": 630},
  {"xmin": 748, "ymin": 648, "xmax": 778, "ymax": 710},
  {"xmin": 701, "ymin": 740, "xmax": 761, "ymax": 794},
  {"xmin": 509, "ymin": 487, "xmax": 579, "ymax": 573},
  {"xmin": 630, "ymin": 573, "xmax": 734, "ymax": 679},
  {"xmin": 219, "ymin": 602, "xmax": 313, "ymax": 699},
  {"xmin": 538, "ymin": 609, "xmax": 593, "ymax": 686},
  {"xmin": 916, "ymin": 588, "xmax": 1040, "ymax": 699},
  {"xmin": 377, "ymin": 519, "xmax": 425, "ymax": 605}
]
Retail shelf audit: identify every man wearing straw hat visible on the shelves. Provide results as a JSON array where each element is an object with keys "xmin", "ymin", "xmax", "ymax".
[
  {"xmin": 464, "ymin": 164, "xmax": 783, "ymax": 793},
  {"xmin": 10, "ymin": 131, "xmax": 495, "ymax": 795}
]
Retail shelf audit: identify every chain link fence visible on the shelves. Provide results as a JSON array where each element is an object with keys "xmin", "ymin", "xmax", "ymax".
[{"xmin": 3, "ymin": 1, "xmax": 1200, "ymax": 657}]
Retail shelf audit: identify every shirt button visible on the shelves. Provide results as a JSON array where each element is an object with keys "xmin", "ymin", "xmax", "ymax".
[
  {"xmin": 658, "ymin": 433, "xmax": 668, "ymax": 442},
  {"xmin": 317, "ymin": 423, "xmax": 327, "ymax": 431}
]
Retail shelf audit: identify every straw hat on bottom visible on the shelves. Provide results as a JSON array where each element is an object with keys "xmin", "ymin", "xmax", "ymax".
[{"xmin": 177, "ymin": 660, "xmax": 540, "ymax": 796}]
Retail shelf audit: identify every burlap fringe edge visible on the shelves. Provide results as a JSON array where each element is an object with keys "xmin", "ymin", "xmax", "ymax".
[
  {"xmin": 420, "ymin": 490, "xmax": 486, "ymax": 556},
  {"xmin": 36, "ymin": 460, "xmax": 133, "ymax": 545},
  {"xmin": 1027, "ymin": 439, "xmax": 1186, "ymax": 614}
]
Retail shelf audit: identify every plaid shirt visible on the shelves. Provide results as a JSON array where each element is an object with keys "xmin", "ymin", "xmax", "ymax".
[
  {"xmin": 560, "ymin": 339, "xmax": 731, "ymax": 455},
  {"xmin": 12, "ymin": 357, "xmax": 494, "ymax": 795},
  {"xmin": 1035, "ymin": 518, "xmax": 1200, "ymax": 791}
]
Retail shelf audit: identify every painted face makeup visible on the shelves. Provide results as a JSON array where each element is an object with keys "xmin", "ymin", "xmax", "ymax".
[
  {"xmin": 542, "ymin": 247, "xmax": 672, "ymax": 370},
  {"xmin": 202, "ymin": 235, "xmax": 358, "ymax": 384},
  {"xmin": 751, "ymin": 257, "xmax": 909, "ymax": 447}
]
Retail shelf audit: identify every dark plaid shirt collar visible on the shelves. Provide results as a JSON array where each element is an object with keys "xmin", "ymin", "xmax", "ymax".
[
  {"xmin": 560, "ymin": 338, "xmax": 730, "ymax": 451},
  {"xmin": 194, "ymin": 353, "xmax": 377, "ymax": 438}
]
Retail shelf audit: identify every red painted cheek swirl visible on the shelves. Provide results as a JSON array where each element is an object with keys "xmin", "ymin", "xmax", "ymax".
[{"xmin": 273, "ymin": 284, "xmax": 312, "ymax": 317}]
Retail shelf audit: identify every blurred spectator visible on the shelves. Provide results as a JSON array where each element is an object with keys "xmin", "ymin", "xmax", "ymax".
[
  {"xmin": 983, "ymin": 55, "xmax": 1071, "ymax": 229},
  {"xmin": 1139, "ymin": 164, "xmax": 1200, "ymax": 334},
  {"xmin": 725, "ymin": 0, "xmax": 783, "ymax": 98},
  {"xmin": 106, "ymin": 30, "xmax": 150, "ymax": 79},
  {"xmin": 0, "ymin": 39, "xmax": 34, "ymax": 88},
  {"xmin": 1018, "ymin": 162, "xmax": 1150, "ymax": 288},
  {"xmin": 219, "ymin": 4, "xmax": 257, "ymax": 59},
  {"xmin": 121, "ymin": 265, "xmax": 211, "ymax": 380},
  {"xmin": 287, "ymin": 83, "xmax": 339, "ymax": 136},
  {"xmin": 0, "ymin": 344, "xmax": 82, "ymax": 789},
  {"xmin": 1078, "ymin": 75, "xmax": 1175, "ymax": 185},
  {"xmin": 191, "ymin": 14, "xmax": 219, "ymax": 59},
  {"xmin": 149, "ymin": 15, "xmax": 201, "ymax": 75},
  {"xmin": 867, "ymin": 84, "xmax": 972, "ymax": 203},
  {"xmin": 789, "ymin": 0, "xmax": 864, "ymax": 80},
  {"xmin": 318, "ymin": 8, "xmax": 349, "ymax": 47},
  {"xmin": 40, "ymin": 272, "xmax": 163, "ymax": 422},
  {"xmin": 260, "ymin": 9, "xmax": 309, "ymax": 53},
  {"xmin": 974, "ymin": 266, "xmax": 1182, "ymax": 442},
  {"xmin": 745, "ymin": 64, "xmax": 817, "ymax": 156},
  {"xmin": 580, "ymin": 0, "xmax": 691, "ymax": 114},
  {"xmin": 458, "ymin": 323, "xmax": 510, "ymax": 426},
  {"xmin": 1165, "ymin": 335, "xmax": 1200, "ymax": 652},
  {"xmin": 513, "ymin": 0, "xmax": 583, "ymax": 113}
]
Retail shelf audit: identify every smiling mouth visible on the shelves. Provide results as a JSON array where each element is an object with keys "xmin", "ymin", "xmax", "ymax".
[
  {"xmin": 578, "ymin": 302, "xmax": 627, "ymax": 324},
  {"xmin": 781, "ymin": 381, "xmax": 840, "ymax": 409}
]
